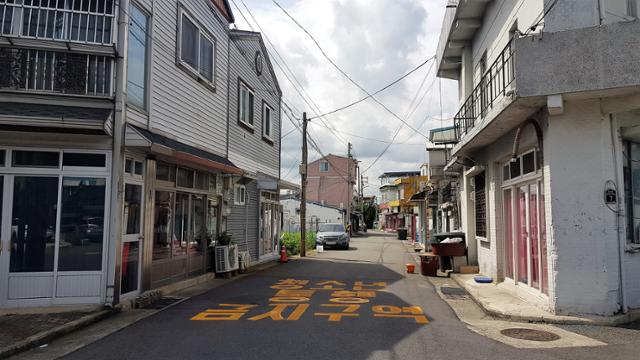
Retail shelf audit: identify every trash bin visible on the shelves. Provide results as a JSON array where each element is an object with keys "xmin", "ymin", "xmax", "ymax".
[
  {"xmin": 419, "ymin": 254, "xmax": 438, "ymax": 277},
  {"xmin": 397, "ymin": 228, "xmax": 408, "ymax": 240}
]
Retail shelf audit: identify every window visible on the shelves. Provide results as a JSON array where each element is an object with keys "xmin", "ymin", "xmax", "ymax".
[
  {"xmin": 624, "ymin": 141, "xmax": 640, "ymax": 244},
  {"xmin": 234, "ymin": 184, "xmax": 246, "ymax": 205},
  {"xmin": 0, "ymin": 0, "xmax": 115, "ymax": 44},
  {"xmin": 320, "ymin": 161, "xmax": 330, "ymax": 173},
  {"xmin": 503, "ymin": 151, "xmax": 539, "ymax": 182},
  {"xmin": 12, "ymin": 150, "xmax": 60, "ymax": 168},
  {"xmin": 262, "ymin": 101, "xmax": 273, "ymax": 140},
  {"xmin": 604, "ymin": 0, "xmax": 635, "ymax": 23},
  {"xmin": 58, "ymin": 177, "xmax": 107, "ymax": 271},
  {"xmin": 64, "ymin": 153, "xmax": 106, "ymax": 168},
  {"xmin": 178, "ymin": 9, "xmax": 215, "ymax": 84},
  {"xmin": 127, "ymin": 4, "xmax": 150, "ymax": 109},
  {"xmin": 474, "ymin": 172, "xmax": 487, "ymax": 238},
  {"xmin": 177, "ymin": 168, "xmax": 194, "ymax": 188},
  {"xmin": 156, "ymin": 163, "xmax": 176, "ymax": 182},
  {"xmin": 124, "ymin": 157, "xmax": 144, "ymax": 177},
  {"xmin": 0, "ymin": 150, "xmax": 5, "ymax": 166},
  {"xmin": 238, "ymin": 80, "xmax": 254, "ymax": 126}
]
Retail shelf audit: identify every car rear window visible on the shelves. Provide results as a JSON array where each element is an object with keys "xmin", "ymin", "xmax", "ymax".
[{"xmin": 319, "ymin": 224, "xmax": 345, "ymax": 232}]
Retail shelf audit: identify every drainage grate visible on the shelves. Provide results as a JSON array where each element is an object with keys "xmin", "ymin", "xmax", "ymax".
[
  {"xmin": 500, "ymin": 328, "xmax": 561, "ymax": 342},
  {"xmin": 141, "ymin": 297, "xmax": 182, "ymax": 310},
  {"xmin": 440, "ymin": 287, "xmax": 469, "ymax": 300}
]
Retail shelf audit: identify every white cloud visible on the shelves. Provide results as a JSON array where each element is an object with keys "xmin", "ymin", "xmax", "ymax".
[{"xmin": 233, "ymin": 0, "xmax": 458, "ymax": 195}]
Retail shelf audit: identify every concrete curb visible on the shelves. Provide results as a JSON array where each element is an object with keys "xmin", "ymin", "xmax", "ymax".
[
  {"xmin": 0, "ymin": 308, "xmax": 115, "ymax": 360},
  {"xmin": 1, "ymin": 260, "xmax": 282, "ymax": 359},
  {"xmin": 450, "ymin": 275, "xmax": 640, "ymax": 326}
]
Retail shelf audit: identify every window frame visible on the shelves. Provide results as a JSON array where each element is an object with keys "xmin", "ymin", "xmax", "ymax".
[
  {"xmin": 234, "ymin": 184, "xmax": 247, "ymax": 206},
  {"xmin": 176, "ymin": 6, "xmax": 216, "ymax": 89},
  {"xmin": 262, "ymin": 100, "xmax": 274, "ymax": 144},
  {"xmin": 237, "ymin": 78, "xmax": 255, "ymax": 130},
  {"xmin": 126, "ymin": 2, "xmax": 151, "ymax": 111},
  {"xmin": 624, "ymin": 140, "xmax": 640, "ymax": 245},
  {"xmin": 473, "ymin": 171, "xmax": 488, "ymax": 239},
  {"xmin": 319, "ymin": 161, "xmax": 330, "ymax": 173},
  {"xmin": 502, "ymin": 149, "xmax": 540, "ymax": 185}
]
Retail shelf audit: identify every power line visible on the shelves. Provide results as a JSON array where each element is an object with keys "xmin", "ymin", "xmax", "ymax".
[
  {"xmin": 309, "ymin": 56, "xmax": 435, "ymax": 119},
  {"xmin": 272, "ymin": 0, "xmax": 429, "ymax": 139},
  {"xmin": 234, "ymin": 0, "xmax": 350, "ymax": 146}
]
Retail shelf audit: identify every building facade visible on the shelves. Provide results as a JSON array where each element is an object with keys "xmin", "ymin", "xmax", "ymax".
[
  {"xmin": 281, "ymin": 198, "xmax": 344, "ymax": 233},
  {"xmin": 0, "ymin": 0, "xmax": 283, "ymax": 309},
  {"xmin": 226, "ymin": 29, "xmax": 282, "ymax": 265},
  {"xmin": 436, "ymin": 0, "xmax": 640, "ymax": 316},
  {"xmin": 306, "ymin": 154, "xmax": 357, "ymax": 221}
]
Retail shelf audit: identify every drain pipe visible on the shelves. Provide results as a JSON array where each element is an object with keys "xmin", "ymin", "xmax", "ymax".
[
  {"xmin": 105, "ymin": 0, "xmax": 130, "ymax": 307},
  {"xmin": 609, "ymin": 115, "xmax": 628, "ymax": 314}
]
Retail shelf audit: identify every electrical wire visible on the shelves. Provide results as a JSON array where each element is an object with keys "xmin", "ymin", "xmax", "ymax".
[
  {"xmin": 272, "ymin": 0, "xmax": 429, "ymax": 139},
  {"xmin": 309, "ymin": 56, "xmax": 435, "ymax": 119},
  {"xmin": 234, "ymin": 0, "xmax": 350, "ymax": 147}
]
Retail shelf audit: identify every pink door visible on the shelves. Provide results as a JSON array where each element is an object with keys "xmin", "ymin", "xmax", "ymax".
[{"xmin": 504, "ymin": 182, "xmax": 548, "ymax": 294}]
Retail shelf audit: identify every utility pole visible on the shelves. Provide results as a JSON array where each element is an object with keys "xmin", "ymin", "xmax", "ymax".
[
  {"xmin": 347, "ymin": 142, "xmax": 352, "ymax": 232},
  {"xmin": 300, "ymin": 112, "xmax": 308, "ymax": 257}
]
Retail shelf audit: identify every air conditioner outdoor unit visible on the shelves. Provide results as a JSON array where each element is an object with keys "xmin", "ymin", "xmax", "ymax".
[{"xmin": 215, "ymin": 244, "xmax": 239, "ymax": 273}]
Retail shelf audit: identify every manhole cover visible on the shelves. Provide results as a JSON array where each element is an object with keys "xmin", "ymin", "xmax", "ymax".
[
  {"xmin": 440, "ymin": 287, "xmax": 469, "ymax": 300},
  {"xmin": 500, "ymin": 328, "xmax": 561, "ymax": 342}
]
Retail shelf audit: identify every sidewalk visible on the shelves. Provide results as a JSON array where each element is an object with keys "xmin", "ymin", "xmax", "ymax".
[
  {"xmin": 1, "ymin": 261, "xmax": 280, "ymax": 359},
  {"xmin": 0, "ymin": 308, "xmax": 113, "ymax": 359},
  {"xmin": 452, "ymin": 274, "xmax": 640, "ymax": 326},
  {"xmin": 400, "ymin": 239, "xmax": 640, "ymax": 326}
]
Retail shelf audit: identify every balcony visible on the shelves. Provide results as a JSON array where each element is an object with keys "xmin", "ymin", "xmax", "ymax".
[
  {"xmin": 447, "ymin": 20, "xmax": 640, "ymax": 158},
  {"xmin": 454, "ymin": 39, "xmax": 515, "ymax": 141},
  {"xmin": 0, "ymin": 47, "xmax": 113, "ymax": 96},
  {"xmin": 0, "ymin": 0, "xmax": 115, "ymax": 53}
]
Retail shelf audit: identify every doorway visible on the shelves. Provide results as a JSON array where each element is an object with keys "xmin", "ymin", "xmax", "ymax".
[{"xmin": 503, "ymin": 180, "xmax": 548, "ymax": 294}]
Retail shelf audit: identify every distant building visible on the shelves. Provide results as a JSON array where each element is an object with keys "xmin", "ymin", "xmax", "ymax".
[{"xmin": 306, "ymin": 154, "xmax": 357, "ymax": 220}]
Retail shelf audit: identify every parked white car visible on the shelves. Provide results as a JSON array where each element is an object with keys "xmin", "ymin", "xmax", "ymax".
[{"xmin": 316, "ymin": 223, "xmax": 349, "ymax": 250}]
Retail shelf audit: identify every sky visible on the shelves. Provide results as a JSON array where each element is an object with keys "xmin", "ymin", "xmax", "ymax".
[{"xmin": 229, "ymin": 0, "xmax": 458, "ymax": 196}]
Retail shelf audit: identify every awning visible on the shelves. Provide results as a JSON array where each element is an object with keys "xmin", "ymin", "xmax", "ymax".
[
  {"xmin": 0, "ymin": 102, "xmax": 113, "ymax": 135},
  {"xmin": 126, "ymin": 125, "xmax": 242, "ymax": 175},
  {"xmin": 279, "ymin": 179, "xmax": 300, "ymax": 191},
  {"xmin": 409, "ymin": 191, "xmax": 427, "ymax": 202}
]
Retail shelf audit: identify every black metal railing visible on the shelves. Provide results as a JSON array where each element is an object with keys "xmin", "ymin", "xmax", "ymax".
[
  {"xmin": 454, "ymin": 39, "xmax": 515, "ymax": 141},
  {"xmin": 0, "ymin": 47, "xmax": 113, "ymax": 96}
]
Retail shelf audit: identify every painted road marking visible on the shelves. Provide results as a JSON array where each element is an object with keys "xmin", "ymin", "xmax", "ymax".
[{"xmin": 190, "ymin": 279, "xmax": 428, "ymax": 325}]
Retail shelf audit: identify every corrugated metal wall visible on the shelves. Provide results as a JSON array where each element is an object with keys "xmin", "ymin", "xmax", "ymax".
[{"xmin": 226, "ymin": 181, "xmax": 259, "ymax": 261}]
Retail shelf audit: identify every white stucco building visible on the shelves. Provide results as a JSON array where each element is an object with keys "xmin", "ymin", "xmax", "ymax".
[
  {"xmin": 281, "ymin": 198, "xmax": 344, "ymax": 233},
  {"xmin": 435, "ymin": 0, "xmax": 640, "ymax": 316}
]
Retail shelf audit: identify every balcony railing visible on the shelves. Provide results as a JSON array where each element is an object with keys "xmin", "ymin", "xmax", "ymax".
[
  {"xmin": 454, "ymin": 39, "xmax": 515, "ymax": 140},
  {"xmin": 0, "ymin": 0, "xmax": 115, "ymax": 45},
  {"xmin": 0, "ymin": 47, "xmax": 113, "ymax": 96}
]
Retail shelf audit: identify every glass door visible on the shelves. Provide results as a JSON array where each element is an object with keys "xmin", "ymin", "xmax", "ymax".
[
  {"xmin": 1, "ymin": 176, "xmax": 59, "ymax": 303},
  {"xmin": 121, "ymin": 183, "xmax": 143, "ymax": 295}
]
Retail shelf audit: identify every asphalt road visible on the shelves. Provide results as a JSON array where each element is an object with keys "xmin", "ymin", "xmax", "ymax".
[{"xmin": 57, "ymin": 232, "xmax": 638, "ymax": 360}]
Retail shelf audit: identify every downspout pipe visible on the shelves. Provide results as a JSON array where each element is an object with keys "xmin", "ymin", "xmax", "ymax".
[
  {"xmin": 609, "ymin": 115, "xmax": 628, "ymax": 314},
  {"xmin": 106, "ymin": 0, "xmax": 130, "ymax": 307}
]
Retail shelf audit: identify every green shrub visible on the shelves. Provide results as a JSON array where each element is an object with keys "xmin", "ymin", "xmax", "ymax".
[{"xmin": 281, "ymin": 231, "xmax": 316, "ymax": 255}]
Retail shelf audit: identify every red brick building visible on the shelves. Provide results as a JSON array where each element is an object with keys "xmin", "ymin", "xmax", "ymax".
[{"xmin": 306, "ymin": 154, "xmax": 357, "ymax": 211}]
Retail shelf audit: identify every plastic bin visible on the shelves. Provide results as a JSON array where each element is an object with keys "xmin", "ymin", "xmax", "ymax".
[
  {"xmin": 419, "ymin": 254, "xmax": 438, "ymax": 277},
  {"xmin": 397, "ymin": 228, "xmax": 408, "ymax": 240}
]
